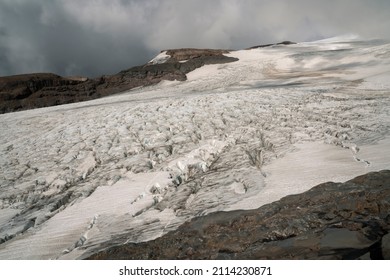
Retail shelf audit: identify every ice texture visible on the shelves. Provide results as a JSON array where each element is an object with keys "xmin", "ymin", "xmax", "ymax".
[{"xmin": 0, "ymin": 37, "xmax": 390, "ymax": 259}]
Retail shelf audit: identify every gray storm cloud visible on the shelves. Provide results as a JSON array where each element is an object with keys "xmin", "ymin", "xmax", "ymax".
[{"xmin": 0, "ymin": 0, "xmax": 389, "ymax": 77}]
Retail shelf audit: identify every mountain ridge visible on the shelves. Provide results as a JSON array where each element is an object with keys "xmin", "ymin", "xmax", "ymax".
[
  {"xmin": 0, "ymin": 41, "xmax": 299, "ymax": 114},
  {"xmin": 0, "ymin": 48, "xmax": 241, "ymax": 114},
  {"xmin": 1, "ymin": 37, "xmax": 389, "ymax": 260}
]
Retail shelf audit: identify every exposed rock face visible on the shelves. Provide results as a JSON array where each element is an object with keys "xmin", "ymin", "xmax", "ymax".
[
  {"xmin": 164, "ymin": 48, "xmax": 231, "ymax": 61},
  {"xmin": 99, "ymin": 50, "xmax": 237, "ymax": 96},
  {"xmin": 248, "ymin": 40, "xmax": 296, "ymax": 49},
  {"xmin": 0, "ymin": 73, "xmax": 99, "ymax": 114},
  {"xmin": 0, "ymin": 49, "xmax": 237, "ymax": 114},
  {"xmin": 87, "ymin": 170, "xmax": 390, "ymax": 260}
]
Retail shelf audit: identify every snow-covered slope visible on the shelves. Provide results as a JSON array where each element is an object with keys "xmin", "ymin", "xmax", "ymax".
[{"xmin": 1, "ymin": 37, "xmax": 390, "ymax": 259}]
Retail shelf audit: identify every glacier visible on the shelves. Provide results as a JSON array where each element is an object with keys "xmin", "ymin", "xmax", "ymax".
[{"xmin": 0, "ymin": 36, "xmax": 390, "ymax": 259}]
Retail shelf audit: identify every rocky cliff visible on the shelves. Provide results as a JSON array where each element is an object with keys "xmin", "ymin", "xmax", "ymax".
[
  {"xmin": 0, "ymin": 73, "xmax": 97, "ymax": 113},
  {"xmin": 87, "ymin": 170, "xmax": 390, "ymax": 260},
  {"xmin": 0, "ymin": 49, "xmax": 237, "ymax": 114}
]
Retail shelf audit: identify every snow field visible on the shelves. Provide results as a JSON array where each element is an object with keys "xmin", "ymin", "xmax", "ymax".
[{"xmin": 0, "ymin": 37, "xmax": 390, "ymax": 259}]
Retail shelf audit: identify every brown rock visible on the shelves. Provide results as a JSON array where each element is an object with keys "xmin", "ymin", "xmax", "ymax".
[{"xmin": 164, "ymin": 48, "xmax": 231, "ymax": 61}]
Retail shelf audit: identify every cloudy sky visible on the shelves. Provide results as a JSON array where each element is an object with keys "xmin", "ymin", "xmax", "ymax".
[{"xmin": 1, "ymin": 0, "xmax": 389, "ymax": 77}]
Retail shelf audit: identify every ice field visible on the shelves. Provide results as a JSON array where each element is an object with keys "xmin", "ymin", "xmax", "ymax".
[{"xmin": 1, "ymin": 36, "xmax": 390, "ymax": 259}]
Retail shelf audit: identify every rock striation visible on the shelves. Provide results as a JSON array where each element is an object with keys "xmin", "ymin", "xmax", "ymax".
[
  {"xmin": 87, "ymin": 170, "xmax": 390, "ymax": 260},
  {"xmin": 0, "ymin": 49, "xmax": 237, "ymax": 114},
  {"xmin": 0, "ymin": 73, "xmax": 97, "ymax": 113}
]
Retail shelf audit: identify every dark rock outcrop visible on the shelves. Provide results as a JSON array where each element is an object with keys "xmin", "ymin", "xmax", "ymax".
[
  {"xmin": 99, "ymin": 49, "xmax": 237, "ymax": 96},
  {"xmin": 0, "ymin": 49, "xmax": 237, "ymax": 114},
  {"xmin": 164, "ymin": 48, "xmax": 231, "ymax": 61},
  {"xmin": 86, "ymin": 170, "xmax": 390, "ymax": 260},
  {"xmin": 0, "ymin": 73, "xmax": 99, "ymax": 114},
  {"xmin": 248, "ymin": 40, "xmax": 297, "ymax": 49},
  {"xmin": 0, "ymin": 73, "xmax": 93, "ymax": 113}
]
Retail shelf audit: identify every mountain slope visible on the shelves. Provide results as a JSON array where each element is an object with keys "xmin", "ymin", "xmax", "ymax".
[
  {"xmin": 0, "ymin": 49, "xmax": 237, "ymax": 114},
  {"xmin": 0, "ymin": 37, "xmax": 389, "ymax": 259}
]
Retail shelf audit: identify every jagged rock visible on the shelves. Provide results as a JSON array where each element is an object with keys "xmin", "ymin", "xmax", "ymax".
[
  {"xmin": 0, "ymin": 73, "xmax": 99, "ymax": 113},
  {"xmin": 86, "ymin": 170, "xmax": 390, "ymax": 260}
]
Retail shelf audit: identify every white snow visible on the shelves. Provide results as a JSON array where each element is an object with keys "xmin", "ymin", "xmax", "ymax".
[
  {"xmin": 1, "ymin": 37, "xmax": 390, "ymax": 259},
  {"xmin": 148, "ymin": 51, "xmax": 171, "ymax": 64},
  {"xmin": 0, "ymin": 171, "xmax": 174, "ymax": 259},
  {"xmin": 228, "ymin": 138, "xmax": 390, "ymax": 211}
]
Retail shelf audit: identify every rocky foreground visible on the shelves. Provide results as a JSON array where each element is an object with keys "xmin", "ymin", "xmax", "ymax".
[
  {"xmin": 0, "ymin": 49, "xmax": 237, "ymax": 114},
  {"xmin": 87, "ymin": 170, "xmax": 390, "ymax": 260}
]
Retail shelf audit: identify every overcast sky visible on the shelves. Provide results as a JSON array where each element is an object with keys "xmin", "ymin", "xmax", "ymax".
[{"xmin": 1, "ymin": 0, "xmax": 389, "ymax": 77}]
